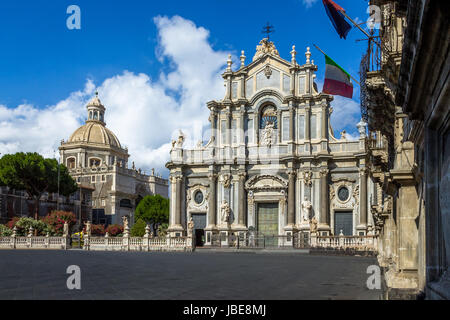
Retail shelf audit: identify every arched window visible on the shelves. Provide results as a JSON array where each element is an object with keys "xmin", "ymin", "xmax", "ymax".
[
  {"xmin": 260, "ymin": 105, "xmax": 277, "ymax": 129},
  {"xmin": 67, "ymin": 158, "xmax": 76, "ymax": 169},
  {"xmin": 94, "ymin": 111, "xmax": 98, "ymax": 120},
  {"xmin": 89, "ymin": 158, "xmax": 101, "ymax": 167},
  {"xmin": 99, "ymin": 112, "xmax": 104, "ymax": 122},
  {"xmin": 89, "ymin": 111, "xmax": 93, "ymax": 120}
]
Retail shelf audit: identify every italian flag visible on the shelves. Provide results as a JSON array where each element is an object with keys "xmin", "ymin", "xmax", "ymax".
[{"xmin": 323, "ymin": 54, "xmax": 353, "ymax": 99}]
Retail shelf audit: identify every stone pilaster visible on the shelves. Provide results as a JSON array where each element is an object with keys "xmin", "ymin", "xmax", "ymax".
[
  {"xmin": 359, "ymin": 168, "xmax": 368, "ymax": 228},
  {"xmin": 207, "ymin": 172, "xmax": 217, "ymax": 228},
  {"xmin": 289, "ymin": 105, "xmax": 295, "ymax": 142},
  {"xmin": 320, "ymin": 168, "xmax": 329, "ymax": 228},
  {"xmin": 305, "ymin": 106, "xmax": 310, "ymax": 141},
  {"xmin": 287, "ymin": 170, "xmax": 296, "ymax": 226},
  {"xmin": 238, "ymin": 171, "xmax": 247, "ymax": 227},
  {"xmin": 209, "ymin": 110, "xmax": 217, "ymax": 147},
  {"xmin": 321, "ymin": 105, "xmax": 328, "ymax": 140}
]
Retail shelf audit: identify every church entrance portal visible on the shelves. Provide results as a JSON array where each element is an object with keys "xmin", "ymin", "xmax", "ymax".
[
  {"xmin": 257, "ymin": 203, "xmax": 279, "ymax": 246},
  {"xmin": 334, "ymin": 211, "xmax": 353, "ymax": 236},
  {"xmin": 191, "ymin": 213, "xmax": 206, "ymax": 247}
]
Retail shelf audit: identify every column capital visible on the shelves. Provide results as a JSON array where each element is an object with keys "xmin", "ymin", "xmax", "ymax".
[
  {"xmin": 287, "ymin": 170, "xmax": 297, "ymax": 178},
  {"xmin": 238, "ymin": 171, "xmax": 247, "ymax": 179},
  {"xmin": 359, "ymin": 167, "xmax": 369, "ymax": 176},
  {"xmin": 208, "ymin": 172, "xmax": 218, "ymax": 180},
  {"xmin": 320, "ymin": 168, "xmax": 329, "ymax": 177}
]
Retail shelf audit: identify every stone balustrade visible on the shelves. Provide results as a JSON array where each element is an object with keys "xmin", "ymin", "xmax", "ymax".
[
  {"xmin": 0, "ymin": 234, "xmax": 69, "ymax": 250},
  {"xmin": 311, "ymin": 234, "xmax": 378, "ymax": 251},
  {"xmin": 83, "ymin": 234, "xmax": 193, "ymax": 252}
]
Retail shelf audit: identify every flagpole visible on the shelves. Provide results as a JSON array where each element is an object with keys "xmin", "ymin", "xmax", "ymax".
[
  {"xmin": 339, "ymin": 10, "xmax": 371, "ymax": 39},
  {"xmin": 312, "ymin": 44, "xmax": 360, "ymax": 86},
  {"xmin": 339, "ymin": 9, "xmax": 384, "ymax": 51}
]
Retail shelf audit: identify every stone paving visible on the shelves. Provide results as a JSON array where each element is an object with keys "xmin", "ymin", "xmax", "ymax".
[{"xmin": 0, "ymin": 250, "xmax": 382, "ymax": 300}]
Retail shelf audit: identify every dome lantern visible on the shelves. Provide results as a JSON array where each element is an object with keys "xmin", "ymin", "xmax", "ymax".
[{"xmin": 86, "ymin": 92, "xmax": 106, "ymax": 125}]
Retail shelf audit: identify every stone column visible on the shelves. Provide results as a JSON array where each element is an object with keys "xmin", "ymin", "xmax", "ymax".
[
  {"xmin": 287, "ymin": 170, "xmax": 296, "ymax": 226},
  {"xmin": 320, "ymin": 169, "xmax": 329, "ymax": 225},
  {"xmin": 359, "ymin": 168, "xmax": 368, "ymax": 226},
  {"xmin": 238, "ymin": 172, "xmax": 247, "ymax": 226},
  {"xmin": 209, "ymin": 110, "xmax": 217, "ymax": 147},
  {"xmin": 208, "ymin": 173, "xmax": 217, "ymax": 227},
  {"xmin": 175, "ymin": 176, "xmax": 182, "ymax": 226}
]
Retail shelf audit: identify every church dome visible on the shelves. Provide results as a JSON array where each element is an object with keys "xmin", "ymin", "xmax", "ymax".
[
  {"xmin": 68, "ymin": 122, "xmax": 122, "ymax": 148},
  {"xmin": 67, "ymin": 93, "xmax": 122, "ymax": 149}
]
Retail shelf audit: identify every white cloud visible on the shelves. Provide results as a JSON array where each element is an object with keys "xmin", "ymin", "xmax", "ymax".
[
  {"xmin": 0, "ymin": 80, "xmax": 94, "ymax": 158},
  {"xmin": 302, "ymin": 0, "xmax": 319, "ymax": 8},
  {"xmin": 0, "ymin": 16, "xmax": 228, "ymax": 177}
]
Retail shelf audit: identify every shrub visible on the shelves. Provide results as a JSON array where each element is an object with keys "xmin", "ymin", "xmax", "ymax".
[
  {"xmin": 131, "ymin": 219, "xmax": 147, "ymax": 237},
  {"xmin": 90, "ymin": 224, "xmax": 106, "ymax": 236},
  {"xmin": 0, "ymin": 224, "xmax": 12, "ymax": 237},
  {"xmin": 157, "ymin": 223, "xmax": 168, "ymax": 237},
  {"xmin": 42, "ymin": 211, "xmax": 76, "ymax": 235},
  {"xmin": 105, "ymin": 224, "xmax": 124, "ymax": 237},
  {"xmin": 13, "ymin": 217, "xmax": 51, "ymax": 236}
]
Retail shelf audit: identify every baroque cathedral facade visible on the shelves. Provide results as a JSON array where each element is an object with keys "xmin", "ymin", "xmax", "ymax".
[
  {"xmin": 59, "ymin": 94, "xmax": 168, "ymax": 226},
  {"xmin": 166, "ymin": 38, "xmax": 373, "ymax": 246}
]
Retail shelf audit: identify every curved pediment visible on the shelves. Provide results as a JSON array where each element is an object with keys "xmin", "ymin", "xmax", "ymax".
[{"xmin": 245, "ymin": 174, "xmax": 288, "ymax": 191}]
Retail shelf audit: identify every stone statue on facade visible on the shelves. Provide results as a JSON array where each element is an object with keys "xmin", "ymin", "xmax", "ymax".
[
  {"xmin": 310, "ymin": 216, "xmax": 318, "ymax": 234},
  {"xmin": 261, "ymin": 122, "xmax": 275, "ymax": 147},
  {"xmin": 221, "ymin": 200, "xmax": 231, "ymax": 225},
  {"xmin": 171, "ymin": 130, "xmax": 185, "ymax": 150},
  {"xmin": 301, "ymin": 197, "xmax": 312, "ymax": 221},
  {"xmin": 187, "ymin": 217, "xmax": 195, "ymax": 237},
  {"xmin": 253, "ymin": 38, "xmax": 280, "ymax": 61}
]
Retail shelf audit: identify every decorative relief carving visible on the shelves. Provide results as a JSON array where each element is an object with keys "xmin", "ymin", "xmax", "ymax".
[
  {"xmin": 253, "ymin": 38, "xmax": 280, "ymax": 61},
  {"xmin": 245, "ymin": 175, "xmax": 288, "ymax": 191},
  {"xmin": 264, "ymin": 65, "xmax": 272, "ymax": 79},
  {"xmin": 353, "ymin": 185, "xmax": 360, "ymax": 205},
  {"xmin": 330, "ymin": 185, "xmax": 335, "ymax": 201},
  {"xmin": 221, "ymin": 173, "xmax": 231, "ymax": 188},
  {"xmin": 303, "ymin": 171, "xmax": 312, "ymax": 186}
]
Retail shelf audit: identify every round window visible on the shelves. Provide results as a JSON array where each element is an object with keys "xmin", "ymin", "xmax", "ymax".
[
  {"xmin": 338, "ymin": 186, "xmax": 350, "ymax": 202},
  {"xmin": 194, "ymin": 190, "xmax": 204, "ymax": 204}
]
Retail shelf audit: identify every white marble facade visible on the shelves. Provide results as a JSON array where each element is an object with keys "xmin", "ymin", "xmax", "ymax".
[{"xmin": 166, "ymin": 39, "xmax": 372, "ymax": 245}]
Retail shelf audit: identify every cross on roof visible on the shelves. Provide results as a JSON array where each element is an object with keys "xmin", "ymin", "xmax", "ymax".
[{"xmin": 262, "ymin": 22, "xmax": 275, "ymax": 41}]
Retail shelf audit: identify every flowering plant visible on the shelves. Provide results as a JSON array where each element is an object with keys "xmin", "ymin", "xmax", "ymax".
[
  {"xmin": 105, "ymin": 224, "xmax": 124, "ymax": 237},
  {"xmin": 42, "ymin": 211, "xmax": 76, "ymax": 235}
]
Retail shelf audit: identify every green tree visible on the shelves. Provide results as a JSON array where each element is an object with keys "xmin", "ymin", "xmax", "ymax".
[
  {"xmin": 0, "ymin": 152, "xmax": 78, "ymax": 219},
  {"xmin": 130, "ymin": 218, "xmax": 147, "ymax": 237},
  {"xmin": 135, "ymin": 194, "xmax": 169, "ymax": 234}
]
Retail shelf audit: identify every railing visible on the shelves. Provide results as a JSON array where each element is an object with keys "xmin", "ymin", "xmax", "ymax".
[
  {"xmin": 84, "ymin": 235, "xmax": 193, "ymax": 252},
  {"xmin": 313, "ymin": 235, "xmax": 377, "ymax": 251},
  {"xmin": 208, "ymin": 233, "xmax": 307, "ymax": 249},
  {"xmin": 0, "ymin": 235, "xmax": 69, "ymax": 250}
]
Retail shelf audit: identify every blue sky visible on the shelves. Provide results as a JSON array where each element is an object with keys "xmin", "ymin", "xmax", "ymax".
[{"xmin": 0, "ymin": 0, "xmax": 372, "ymax": 174}]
